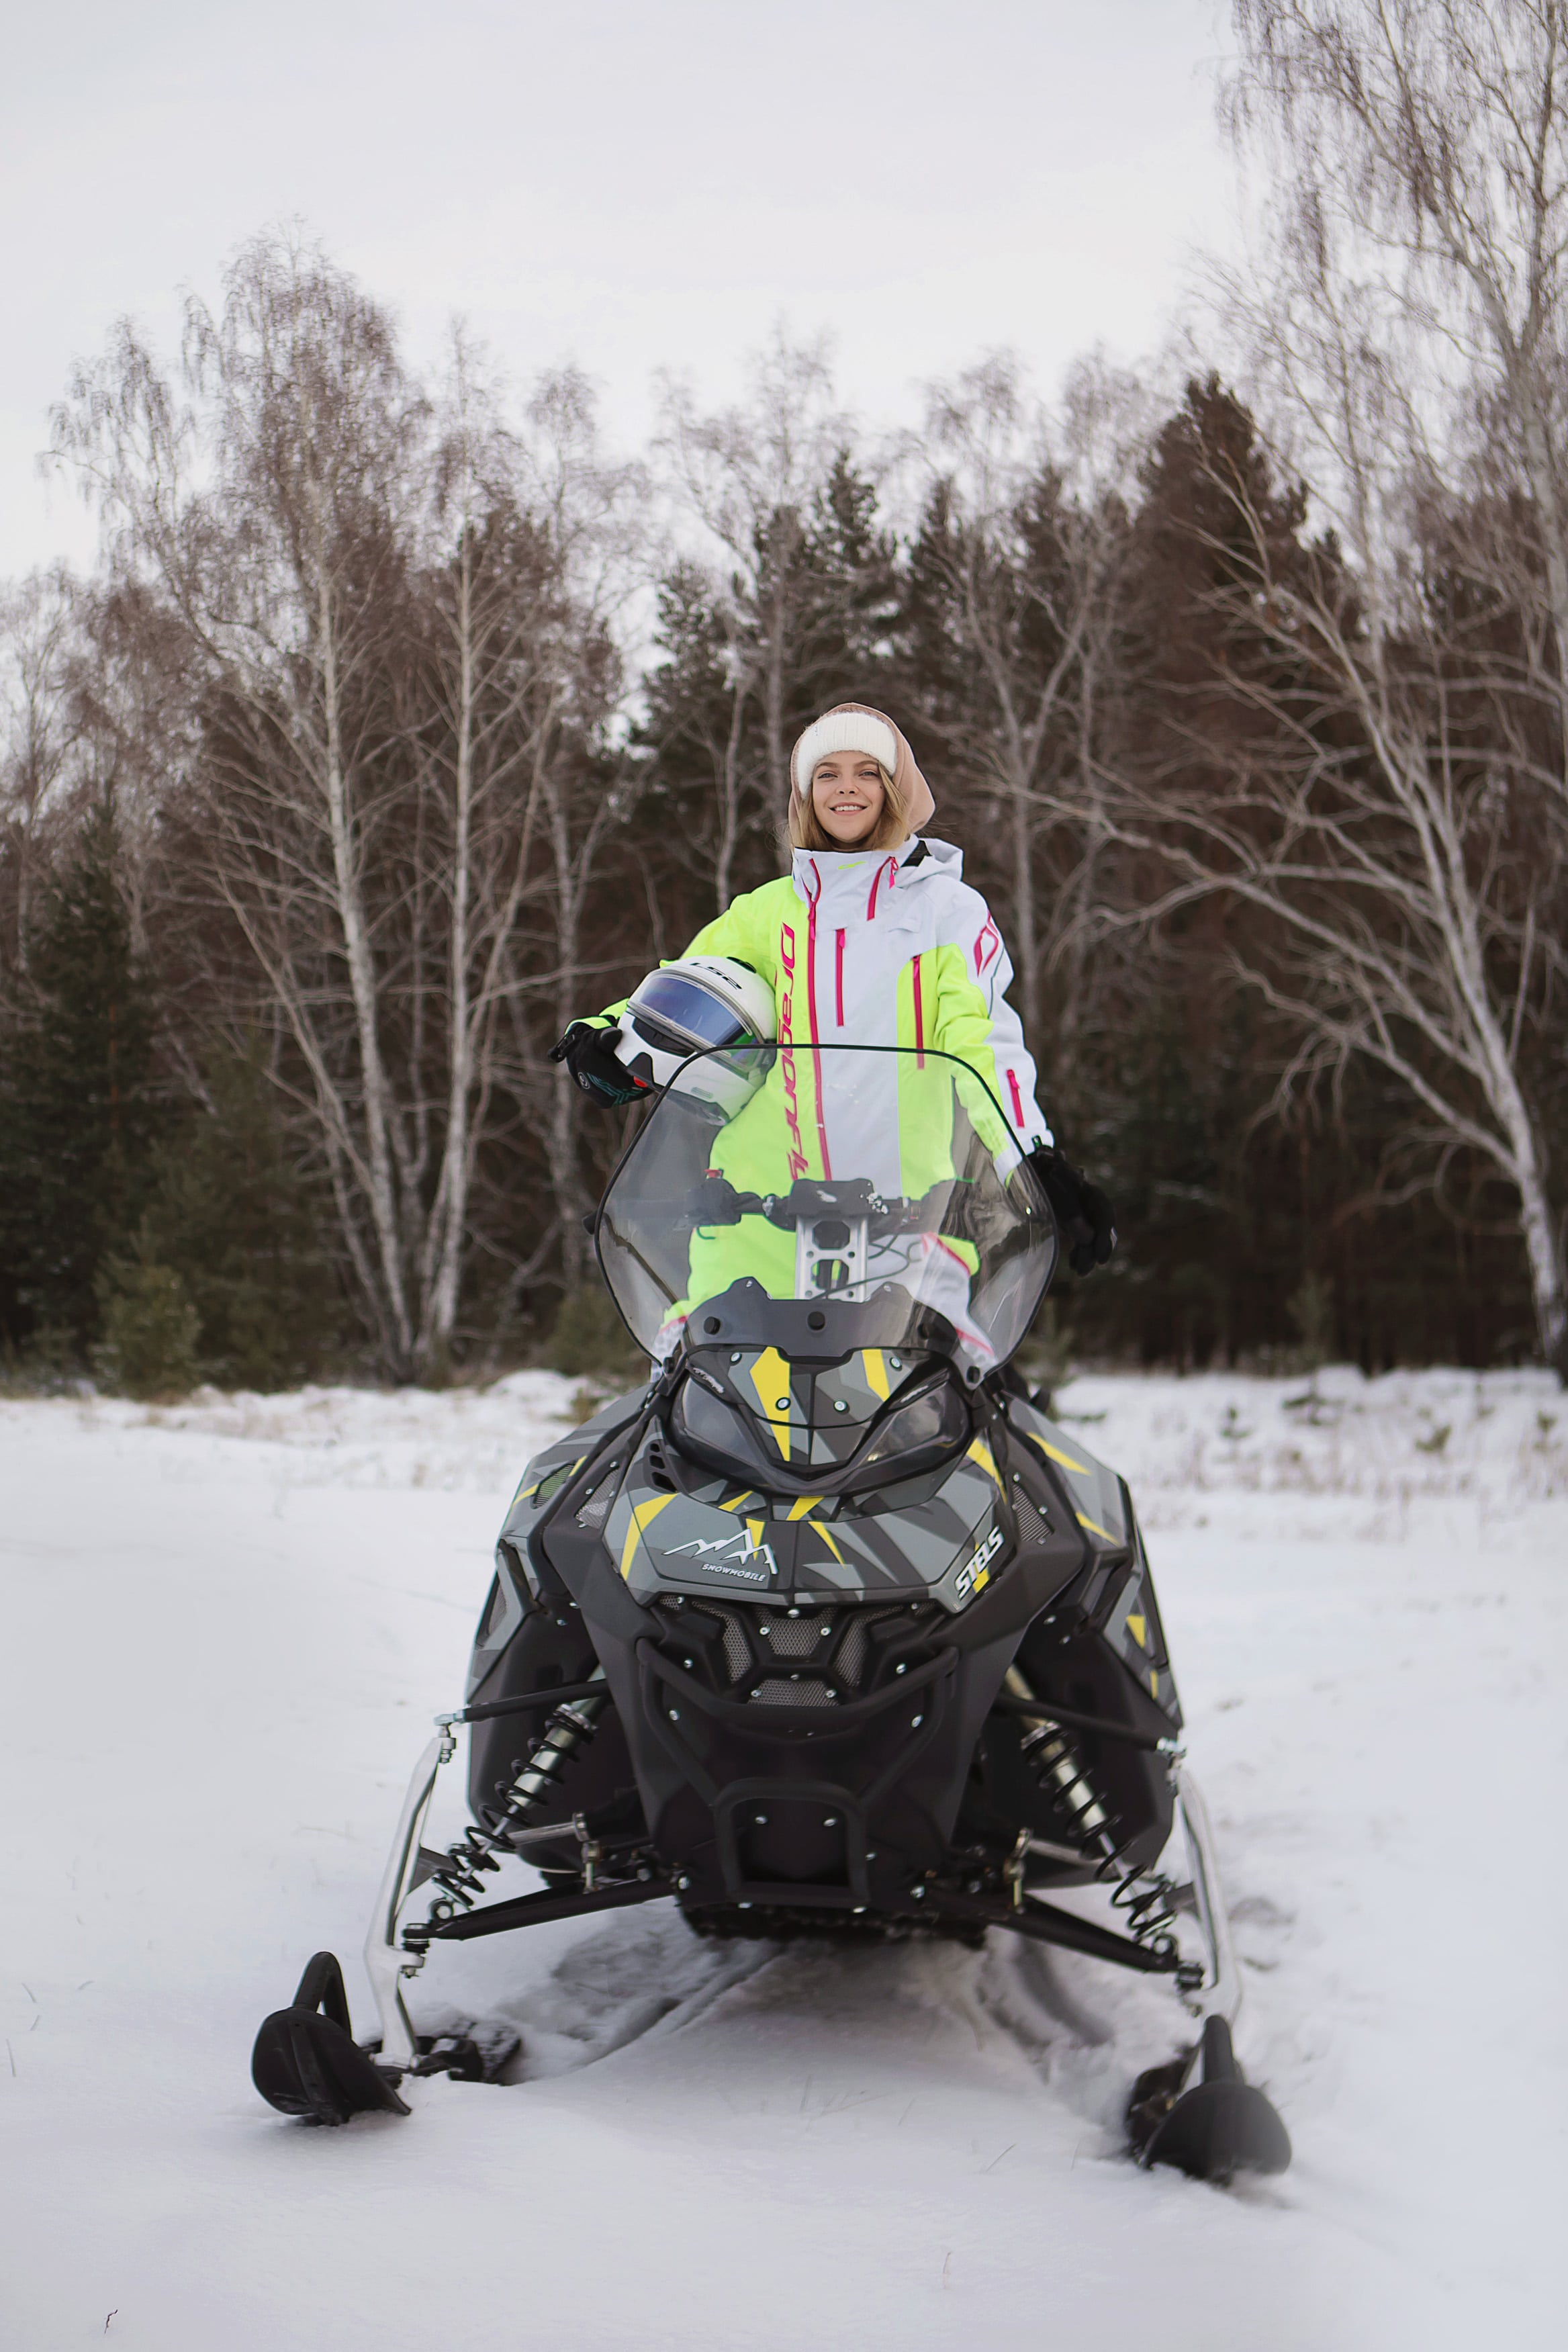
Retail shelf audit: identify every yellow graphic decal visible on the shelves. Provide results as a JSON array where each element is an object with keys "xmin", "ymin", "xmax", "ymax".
[
  {"xmin": 1150, "ymin": 1670, "xmax": 1160, "ymax": 1697},
  {"xmin": 719, "ymin": 1491, "xmax": 755, "ymax": 1512},
  {"xmin": 747, "ymin": 1347, "xmax": 794, "ymax": 1457},
  {"xmin": 861, "ymin": 1348, "xmax": 891, "ymax": 1401},
  {"xmin": 806, "ymin": 1521, "xmax": 845, "ymax": 1563},
  {"xmin": 745, "ymin": 1517, "xmax": 766, "ymax": 1549},
  {"xmin": 786, "ymin": 1494, "xmax": 824, "ymax": 1521},
  {"xmin": 1076, "ymin": 1510, "xmax": 1117, "ymax": 1543},
  {"xmin": 1126, "ymin": 1612, "xmax": 1148, "ymax": 1650},
  {"xmin": 618, "ymin": 1492, "xmax": 677, "ymax": 1579},
  {"xmin": 1024, "ymin": 1429, "xmax": 1091, "ymax": 1476},
  {"xmin": 966, "ymin": 1437, "xmax": 1001, "ymax": 1487}
]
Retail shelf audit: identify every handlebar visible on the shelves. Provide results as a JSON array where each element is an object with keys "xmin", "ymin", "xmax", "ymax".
[{"xmin": 655, "ymin": 1174, "xmax": 960, "ymax": 1238}]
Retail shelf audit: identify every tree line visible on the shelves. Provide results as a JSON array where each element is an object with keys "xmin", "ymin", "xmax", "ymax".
[{"xmin": 3, "ymin": 1, "xmax": 1565, "ymax": 1390}]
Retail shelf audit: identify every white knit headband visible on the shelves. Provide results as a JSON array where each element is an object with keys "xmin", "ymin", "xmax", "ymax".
[{"xmin": 793, "ymin": 713, "xmax": 897, "ymax": 794}]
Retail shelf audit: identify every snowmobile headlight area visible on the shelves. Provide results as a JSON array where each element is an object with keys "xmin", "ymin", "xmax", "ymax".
[
  {"xmin": 670, "ymin": 1362, "xmax": 970, "ymax": 1494},
  {"xmin": 851, "ymin": 1377, "xmax": 969, "ymax": 1480}
]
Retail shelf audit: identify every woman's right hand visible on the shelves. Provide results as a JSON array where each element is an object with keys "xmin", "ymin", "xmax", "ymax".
[{"xmin": 549, "ymin": 1022, "xmax": 652, "ymax": 1110}]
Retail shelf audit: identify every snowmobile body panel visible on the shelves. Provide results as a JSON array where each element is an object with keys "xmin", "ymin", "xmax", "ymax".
[{"xmin": 463, "ymin": 1372, "xmax": 1181, "ymax": 1912}]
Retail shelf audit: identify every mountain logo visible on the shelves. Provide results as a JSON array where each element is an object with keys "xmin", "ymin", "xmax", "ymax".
[{"xmin": 663, "ymin": 1525, "xmax": 780, "ymax": 1582}]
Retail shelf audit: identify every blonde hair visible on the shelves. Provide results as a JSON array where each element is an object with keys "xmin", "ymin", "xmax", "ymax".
[{"xmin": 789, "ymin": 760, "xmax": 910, "ymax": 854}]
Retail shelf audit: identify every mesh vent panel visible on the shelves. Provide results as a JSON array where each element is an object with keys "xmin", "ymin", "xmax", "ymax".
[
  {"xmin": 715, "ymin": 1609, "xmax": 753, "ymax": 1681},
  {"xmin": 766, "ymin": 1614, "xmax": 831, "ymax": 1658},
  {"xmin": 751, "ymin": 1677, "xmax": 837, "ymax": 1708},
  {"xmin": 835, "ymin": 1616, "xmax": 868, "ymax": 1684}
]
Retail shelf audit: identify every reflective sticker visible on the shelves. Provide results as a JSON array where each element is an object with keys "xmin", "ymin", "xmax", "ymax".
[
  {"xmin": 966, "ymin": 1437, "xmax": 1001, "ymax": 1486},
  {"xmin": 861, "ymin": 1348, "xmax": 891, "ymax": 1401},
  {"xmin": 619, "ymin": 1492, "xmax": 677, "ymax": 1579},
  {"xmin": 1024, "ymin": 1429, "xmax": 1091, "ymax": 1476},
  {"xmin": 747, "ymin": 1347, "xmax": 794, "ymax": 1456}
]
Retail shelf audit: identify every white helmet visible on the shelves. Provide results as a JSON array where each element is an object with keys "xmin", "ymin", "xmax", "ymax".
[{"xmin": 613, "ymin": 956, "xmax": 777, "ymax": 1118}]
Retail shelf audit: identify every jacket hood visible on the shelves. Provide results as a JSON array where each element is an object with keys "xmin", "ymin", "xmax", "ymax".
[{"xmin": 788, "ymin": 702, "xmax": 935, "ymax": 836}]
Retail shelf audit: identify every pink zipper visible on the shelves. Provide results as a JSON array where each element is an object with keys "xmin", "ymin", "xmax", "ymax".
[
  {"xmin": 835, "ymin": 928, "xmax": 845, "ymax": 1026},
  {"xmin": 867, "ymin": 855, "xmax": 896, "ymax": 920},
  {"xmin": 1007, "ymin": 1069, "xmax": 1025, "ymax": 1127},
  {"xmin": 912, "ymin": 952, "xmax": 925, "ymax": 1067},
  {"xmin": 802, "ymin": 862, "xmax": 833, "ymax": 1175}
]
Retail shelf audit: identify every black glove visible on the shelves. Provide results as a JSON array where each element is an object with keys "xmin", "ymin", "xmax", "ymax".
[
  {"xmin": 1027, "ymin": 1145, "xmax": 1117, "ymax": 1275},
  {"xmin": 548, "ymin": 1022, "xmax": 651, "ymax": 1110}
]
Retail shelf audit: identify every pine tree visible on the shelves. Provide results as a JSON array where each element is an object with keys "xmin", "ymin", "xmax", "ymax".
[
  {"xmin": 140, "ymin": 1041, "xmax": 346, "ymax": 1389},
  {"xmin": 0, "ymin": 803, "xmax": 160, "ymax": 1355}
]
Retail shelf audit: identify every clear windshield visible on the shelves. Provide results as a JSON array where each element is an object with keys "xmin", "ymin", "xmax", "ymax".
[{"xmin": 596, "ymin": 1042, "xmax": 1056, "ymax": 1371}]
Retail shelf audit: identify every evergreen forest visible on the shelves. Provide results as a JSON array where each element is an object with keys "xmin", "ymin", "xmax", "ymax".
[{"xmin": 6, "ymin": 13, "xmax": 1568, "ymax": 1396}]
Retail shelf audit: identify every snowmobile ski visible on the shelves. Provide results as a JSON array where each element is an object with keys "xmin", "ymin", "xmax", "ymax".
[
  {"xmin": 1129, "ymin": 2014, "xmax": 1292, "ymax": 2182},
  {"xmin": 250, "ymin": 1952, "xmax": 409, "ymax": 2125}
]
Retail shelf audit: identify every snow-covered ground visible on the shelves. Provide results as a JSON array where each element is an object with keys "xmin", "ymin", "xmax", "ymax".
[{"xmin": 2, "ymin": 1366, "xmax": 1561, "ymax": 2349}]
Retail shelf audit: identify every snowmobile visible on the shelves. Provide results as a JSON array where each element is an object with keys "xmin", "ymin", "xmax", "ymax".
[{"xmin": 252, "ymin": 1041, "xmax": 1290, "ymax": 2183}]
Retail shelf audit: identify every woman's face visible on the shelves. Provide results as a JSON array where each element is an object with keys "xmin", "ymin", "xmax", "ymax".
[{"xmin": 811, "ymin": 753, "xmax": 886, "ymax": 846}]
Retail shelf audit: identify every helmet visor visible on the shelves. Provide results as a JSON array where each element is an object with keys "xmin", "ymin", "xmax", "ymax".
[{"xmin": 630, "ymin": 970, "xmax": 755, "ymax": 1052}]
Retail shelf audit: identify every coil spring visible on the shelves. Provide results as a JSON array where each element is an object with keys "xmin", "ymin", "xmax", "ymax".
[
  {"xmin": 1019, "ymin": 1716, "xmax": 1183, "ymax": 1962},
  {"xmin": 402, "ymin": 1688, "xmax": 608, "ymax": 1952}
]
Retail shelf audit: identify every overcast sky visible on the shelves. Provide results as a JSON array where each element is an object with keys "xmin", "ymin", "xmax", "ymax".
[{"xmin": 3, "ymin": 0, "xmax": 1240, "ymax": 574}]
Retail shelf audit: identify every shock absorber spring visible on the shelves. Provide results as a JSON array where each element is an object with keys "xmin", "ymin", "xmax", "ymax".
[
  {"xmin": 1008, "ymin": 1668, "xmax": 1187, "ymax": 1969},
  {"xmin": 401, "ymin": 1681, "xmax": 610, "ymax": 1952}
]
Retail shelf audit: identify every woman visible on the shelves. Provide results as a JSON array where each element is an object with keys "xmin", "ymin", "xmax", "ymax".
[{"xmin": 553, "ymin": 702, "xmax": 1115, "ymax": 1304}]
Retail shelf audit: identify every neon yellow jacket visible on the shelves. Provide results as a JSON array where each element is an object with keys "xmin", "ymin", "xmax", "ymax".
[{"xmin": 597, "ymin": 839, "xmax": 1052, "ymax": 1315}]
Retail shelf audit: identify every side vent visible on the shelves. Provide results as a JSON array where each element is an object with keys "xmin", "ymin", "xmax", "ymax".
[{"xmin": 1013, "ymin": 1492, "xmax": 1053, "ymax": 1548}]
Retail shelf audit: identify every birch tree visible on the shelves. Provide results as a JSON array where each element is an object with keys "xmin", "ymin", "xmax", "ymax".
[
  {"xmin": 1205, "ymin": 0, "xmax": 1568, "ymax": 1368},
  {"xmin": 1103, "ymin": 397, "xmax": 1568, "ymax": 1371},
  {"xmin": 902, "ymin": 355, "xmax": 1149, "ymax": 1050},
  {"xmin": 53, "ymin": 236, "xmax": 637, "ymax": 1373},
  {"xmin": 653, "ymin": 331, "xmax": 859, "ymax": 909}
]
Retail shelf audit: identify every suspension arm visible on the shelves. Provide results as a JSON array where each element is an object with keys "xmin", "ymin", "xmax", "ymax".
[
  {"xmin": 440, "ymin": 1680, "xmax": 608, "ymax": 1727},
  {"xmin": 987, "ymin": 1692, "xmax": 1181, "ymax": 1753},
  {"xmin": 904, "ymin": 1885, "xmax": 1184, "ymax": 1973},
  {"xmin": 426, "ymin": 1875, "xmax": 673, "ymax": 1943}
]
